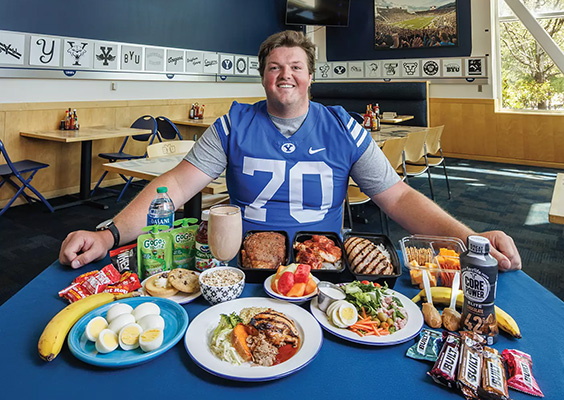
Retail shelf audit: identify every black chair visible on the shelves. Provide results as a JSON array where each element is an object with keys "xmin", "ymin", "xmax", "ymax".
[
  {"xmin": 90, "ymin": 115, "xmax": 159, "ymax": 201},
  {"xmin": 0, "ymin": 139, "xmax": 54, "ymax": 216},
  {"xmin": 156, "ymin": 116, "xmax": 183, "ymax": 140}
]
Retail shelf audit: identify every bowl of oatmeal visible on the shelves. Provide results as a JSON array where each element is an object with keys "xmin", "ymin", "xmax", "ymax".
[{"xmin": 199, "ymin": 267, "xmax": 245, "ymax": 305}]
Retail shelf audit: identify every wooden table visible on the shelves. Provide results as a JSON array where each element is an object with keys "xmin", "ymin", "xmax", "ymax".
[
  {"xmin": 170, "ymin": 117, "xmax": 216, "ymax": 129},
  {"xmin": 20, "ymin": 126, "xmax": 151, "ymax": 209},
  {"xmin": 103, "ymin": 155, "xmax": 227, "ymax": 218},
  {"xmin": 371, "ymin": 125, "xmax": 429, "ymax": 146},
  {"xmin": 380, "ymin": 115, "xmax": 414, "ymax": 124},
  {"xmin": 549, "ymin": 173, "xmax": 564, "ymax": 224}
]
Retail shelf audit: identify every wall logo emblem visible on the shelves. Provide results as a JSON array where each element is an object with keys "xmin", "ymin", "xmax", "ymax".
[
  {"xmin": 67, "ymin": 41, "xmax": 88, "ymax": 66},
  {"xmin": 384, "ymin": 62, "xmax": 398, "ymax": 75},
  {"xmin": 467, "ymin": 59, "xmax": 483, "ymax": 75},
  {"xmin": 369, "ymin": 63, "xmax": 379, "ymax": 73},
  {"xmin": 96, "ymin": 46, "xmax": 116, "ymax": 66},
  {"xmin": 403, "ymin": 62, "xmax": 418, "ymax": 75},
  {"xmin": 0, "ymin": 41, "xmax": 22, "ymax": 60},
  {"xmin": 319, "ymin": 64, "xmax": 330, "ymax": 78},
  {"xmin": 445, "ymin": 63, "xmax": 460, "ymax": 73},
  {"xmin": 36, "ymin": 39, "xmax": 56, "ymax": 64},
  {"xmin": 334, "ymin": 65, "xmax": 346, "ymax": 75},
  {"xmin": 350, "ymin": 65, "xmax": 362, "ymax": 73},
  {"xmin": 236, "ymin": 58, "xmax": 246, "ymax": 73},
  {"xmin": 423, "ymin": 61, "xmax": 439, "ymax": 75},
  {"xmin": 281, "ymin": 143, "xmax": 296, "ymax": 154},
  {"xmin": 221, "ymin": 59, "xmax": 233, "ymax": 71}
]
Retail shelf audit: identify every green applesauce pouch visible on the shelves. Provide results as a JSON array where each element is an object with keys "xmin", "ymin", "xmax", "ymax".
[
  {"xmin": 170, "ymin": 218, "xmax": 198, "ymax": 269},
  {"xmin": 137, "ymin": 225, "xmax": 173, "ymax": 281}
]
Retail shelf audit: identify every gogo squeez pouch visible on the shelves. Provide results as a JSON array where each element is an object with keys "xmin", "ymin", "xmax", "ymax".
[
  {"xmin": 170, "ymin": 218, "xmax": 198, "ymax": 270},
  {"xmin": 137, "ymin": 225, "xmax": 173, "ymax": 281}
]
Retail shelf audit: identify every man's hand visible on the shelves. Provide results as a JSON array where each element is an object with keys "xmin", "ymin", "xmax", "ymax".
[
  {"xmin": 59, "ymin": 230, "xmax": 114, "ymax": 269},
  {"xmin": 478, "ymin": 231, "xmax": 522, "ymax": 271}
]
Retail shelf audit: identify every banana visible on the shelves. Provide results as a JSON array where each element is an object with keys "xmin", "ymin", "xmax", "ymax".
[
  {"xmin": 38, "ymin": 292, "xmax": 138, "ymax": 362},
  {"xmin": 411, "ymin": 287, "xmax": 521, "ymax": 339}
]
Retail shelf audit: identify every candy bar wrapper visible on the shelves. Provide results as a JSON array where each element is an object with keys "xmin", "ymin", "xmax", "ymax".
[
  {"xmin": 428, "ymin": 332, "xmax": 461, "ymax": 388},
  {"xmin": 406, "ymin": 328, "xmax": 442, "ymax": 362},
  {"xmin": 110, "ymin": 243, "xmax": 137, "ymax": 273},
  {"xmin": 479, "ymin": 347, "xmax": 510, "ymax": 400},
  {"xmin": 502, "ymin": 349, "xmax": 544, "ymax": 397},
  {"xmin": 457, "ymin": 332, "xmax": 484, "ymax": 400}
]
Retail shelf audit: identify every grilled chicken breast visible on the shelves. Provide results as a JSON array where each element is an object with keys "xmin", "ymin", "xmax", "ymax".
[
  {"xmin": 344, "ymin": 237, "xmax": 393, "ymax": 275},
  {"xmin": 250, "ymin": 309, "xmax": 300, "ymax": 347}
]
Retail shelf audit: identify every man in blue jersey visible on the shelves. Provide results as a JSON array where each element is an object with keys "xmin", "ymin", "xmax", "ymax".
[{"xmin": 59, "ymin": 30, "xmax": 521, "ymax": 271}]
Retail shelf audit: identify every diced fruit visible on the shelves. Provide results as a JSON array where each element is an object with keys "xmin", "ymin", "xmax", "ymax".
[
  {"xmin": 274, "ymin": 265, "xmax": 285, "ymax": 281},
  {"xmin": 304, "ymin": 277, "xmax": 317, "ymax": 295},
  {"xmin": 277, "ymin": 271, "xmax": 295, "ymax": 295},
  {"xmin": 294, "ymin": 264, "xmax": 311, "ymax": 283},
  {"xmin": 286, "ymin": 282, "xmax": 306, "ymax": 297}
]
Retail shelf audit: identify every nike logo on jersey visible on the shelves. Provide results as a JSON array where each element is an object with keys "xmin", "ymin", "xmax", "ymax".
[{"xmin": 308, "ymin": 147, "xmax": 326, "ymax": 155}]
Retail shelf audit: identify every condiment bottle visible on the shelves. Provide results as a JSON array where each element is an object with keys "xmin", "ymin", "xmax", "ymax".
[
  {"xmin": 194, "ymin": 210, "xmax": 219, "ymax": 271},
  {"xmin": 461, "ymin": 235, "xmax": 499, "ymax": 345}
]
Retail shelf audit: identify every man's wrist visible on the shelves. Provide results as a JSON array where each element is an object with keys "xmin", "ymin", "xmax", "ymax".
[
  {"xmin": 98, "ymin": 229, "xmax": 116, "ymax": 250},
  {"xmin": 95, "ymin": 219, "xmax": 120, "ymax": 249}
]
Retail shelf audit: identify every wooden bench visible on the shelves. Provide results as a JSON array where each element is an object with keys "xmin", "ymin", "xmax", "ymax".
[{"xmin": 549, "ymin": 173, "xmax": 564, "ymax": 224}]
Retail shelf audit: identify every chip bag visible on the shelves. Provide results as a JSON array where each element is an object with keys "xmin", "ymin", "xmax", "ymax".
[
  {"xmin": 137, "ymin": 225, "xmax": 173, "ymax": 281},
  {"xmin": 170, "ymin": 218, "xmax": 198, "ymax": 270}
]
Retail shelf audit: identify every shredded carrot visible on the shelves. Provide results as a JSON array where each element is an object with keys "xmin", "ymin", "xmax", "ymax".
[
  {"xmin": 372, "ymin": 325, "xmax": 380, "ymax": 336},
  {"xmin": 361, "ymin": 307, "xmax": 366, "ymax": 319}
]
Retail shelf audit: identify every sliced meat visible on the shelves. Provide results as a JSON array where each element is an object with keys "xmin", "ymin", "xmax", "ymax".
[
  {"xmin": 344, "ymin": 237, "xmax": 393, "ymax": 276},
  {"xmin": 242, "ymin": 232, "xmax": 286, "ymax": 269},
  {"xmin": 250, "ymin": 309, "xmax": 300, "ymax": 347}
]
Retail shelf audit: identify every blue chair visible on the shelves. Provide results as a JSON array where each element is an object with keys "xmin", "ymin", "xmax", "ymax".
[
  {"xmin": 156, "ymin": 116, "xmax": 183, "ymax": 140},
  {"xmin": 91, "ymin": 115, "xmax": 159, "ymax": 201},
  {"xmin": 0, "ymin": 139, "xmax": 54, "ymax": 216}
]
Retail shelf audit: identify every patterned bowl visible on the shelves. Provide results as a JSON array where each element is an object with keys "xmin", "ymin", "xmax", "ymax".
[{"xmin": 199, "ymin": 267, "xmax": 245, "ymax": 305}]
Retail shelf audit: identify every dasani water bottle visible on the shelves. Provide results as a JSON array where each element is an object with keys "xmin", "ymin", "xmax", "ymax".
[{"xmin": 147, "ymin": 186, "xmax": 175, "ymax": 228}]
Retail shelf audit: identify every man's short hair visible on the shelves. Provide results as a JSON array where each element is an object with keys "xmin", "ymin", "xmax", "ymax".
[{"xmin": 258, "ymin": 30, "xmax": 316, "ymax": 77}]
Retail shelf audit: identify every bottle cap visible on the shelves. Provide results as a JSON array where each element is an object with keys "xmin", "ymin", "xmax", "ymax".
[
  {"xmin": 157, "ymin": 187, "xmax": 168, "ymax": 194},
  {"xmin": 467, "ymin": 235, "xmax": 491, "ymax": 255},
  {"xmin": 201, "ymin": 209, "xmax": 210, "ymax": 221}
]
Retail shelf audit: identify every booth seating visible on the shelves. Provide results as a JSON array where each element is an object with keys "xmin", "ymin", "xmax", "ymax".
[{"xmin": 310, "ymin": 81, "xmax": 429, "ymax": 127}]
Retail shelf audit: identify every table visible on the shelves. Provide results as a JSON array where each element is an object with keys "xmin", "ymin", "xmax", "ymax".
[
  {"xmin": 372, "ymin": 125, "xmax": 430, "ymax": 146},
  {"xmin": 1, "ymin": 256, "xmax": 560, "ymax": 399},
  {"xmin": 103, "ymin": 155, "xmax": 227, "ymax": 219},
  {"xmin": 20, "ymin": 127, "xmax": 152, "ymax": 209},
  {"xmin": 170, "ymin": 117, "xmax": 216, "ymax": 129},
  {"xmin": 380, "ymin": 115, "xmax": 414, "ymax": 124},
  {"xmin": 549, "ymin": 173, "xmax": 564, "ymax": 224}
]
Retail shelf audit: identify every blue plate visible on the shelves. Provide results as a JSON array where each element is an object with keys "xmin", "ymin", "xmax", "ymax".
[{"xmin": 68, "ymin": 297, "xmax": 188, "ymax": 368}]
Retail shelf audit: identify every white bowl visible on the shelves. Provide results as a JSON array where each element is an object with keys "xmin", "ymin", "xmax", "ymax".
[
  {"xmin": 199, "ymin": 267, "xmax": 245, "ymax": 305},
  {"xmin": 263, "ymin": 274, "xmax": 319, "ymax": 305}
]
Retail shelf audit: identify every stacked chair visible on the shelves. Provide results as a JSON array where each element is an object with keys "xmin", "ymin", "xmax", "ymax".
[
  {"xmin": 0, "ymin": 139, "xmax": 54, "ymax": 216},
  {"xmin": 90, "ymin": 115, "xmax": 159, "ymax": 201}
]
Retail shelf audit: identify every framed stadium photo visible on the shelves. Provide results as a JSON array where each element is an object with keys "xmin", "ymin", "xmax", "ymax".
[{"xmin": 374, "ymin": 1, "xmax": 458, "ymax": 50}]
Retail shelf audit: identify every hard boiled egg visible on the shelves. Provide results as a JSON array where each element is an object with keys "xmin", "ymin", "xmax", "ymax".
[
  {"xmin": 337, "ymin": 302, "xmax": 359, "ymax": 327},
  {"xmin": 85, "ymin": 316, "xmax": 108, "ymax": 342},
  {"xmin": 118, "ymin": 323, "xmax": 143, "ymax": 351},
  {"xmin": 330, "ymin": 304, "xmax": 349, "ymax": 328},
  {"xmin": 132, "ymin": 302, "xmax": 160, "ymax": 322},
  {"xmin": 326, "ymin": 300, "xmax": 348, "ymax": 319},
  {"xmin": 137, "ymin": 314, "xmax": 165, "ymax": 332},
  {"xmin": 108, "ymin": 313, "xmax": 135, "ymax": 334},
  {"xmin": 106, "ymin": 303, "xmax": 133, "ymax": 323},
  {"xmin": 139, "ymin": 329, "xmax": 164, "ymax": 352},
  {"xmin": 95, "ymin": 329, "xmax": 119, "ymax": 353}
]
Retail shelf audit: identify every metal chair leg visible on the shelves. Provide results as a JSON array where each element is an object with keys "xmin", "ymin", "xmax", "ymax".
[{"xmin": 440, "ymin": 150, "xmax": 451, "ymax": 199}]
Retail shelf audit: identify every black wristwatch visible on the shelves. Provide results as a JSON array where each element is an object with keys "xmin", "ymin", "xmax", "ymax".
[{"xmin": 96, "ymin": 219, "xmax": 120, "ymax": 249}]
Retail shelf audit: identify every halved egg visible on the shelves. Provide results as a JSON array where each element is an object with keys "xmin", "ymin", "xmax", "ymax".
[
  {"xmin": 108, "ymin": 313, "xmax": 135, "ymax": 334},
  {"xmin": 95, "ymin": 329, "xmax": 119, "ymax": 353},
  {"xmin": 118, "ymin": 323, "xmax": 143, "ymax": 351},
  {"xmin": 139, "ymin": 329, "xmax": 164, "ymax": 352},
  {"xmin": 132, "ymin": 302, "xmax": 161, "ymax": 322},
  {"xmin": 85, "ymin": 316, "xmax": 108, "ymax": 342},
  {"xmin": 326, "ymin": 300, "xmax": 348, "ymax": 318},
  {"xmin": 330, "ymin": 304, "xmax": 349, "ymax": 328},
  {"xmin": 137, "ymin": 314, "xmax": 165, "ymax": 332},
  {"xmin": 337, "ymin": 302, "xmax": 359, "ymax": 327},
  {"xmin": 106, "ymin": 303, "xmax": 133, "ymax": 323}
]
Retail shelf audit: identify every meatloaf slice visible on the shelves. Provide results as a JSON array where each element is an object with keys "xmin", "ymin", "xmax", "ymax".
[{"xmin": 241, "ymin": 231, "xmax": 286, "ymax": 269}]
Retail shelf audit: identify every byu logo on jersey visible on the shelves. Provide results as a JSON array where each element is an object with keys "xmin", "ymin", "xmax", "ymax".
[{"xmin": 281, "ymin": 142, "xmax": 296, "ymax": 154}]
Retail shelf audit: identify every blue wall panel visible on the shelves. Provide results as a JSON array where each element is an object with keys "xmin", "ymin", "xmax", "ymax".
[
  {"xmin": 0, "ymin": 0, "xmax": 291, "ymax": 55},
  {"xmin": 326, "ymin": 0, "xmax": 472, "ymax": 61}
]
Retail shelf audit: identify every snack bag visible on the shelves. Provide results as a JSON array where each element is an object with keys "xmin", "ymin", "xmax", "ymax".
[
  {"xmin": 170, "ymin": 218, "xmax": 198, "ymax": 270},
  {"xmin": 137, "ymin": 225, "xmax": 173, "ymax": 281}
]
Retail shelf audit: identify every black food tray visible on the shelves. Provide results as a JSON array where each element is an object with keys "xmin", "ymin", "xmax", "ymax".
[
  {"xmin": 342, "ymin": 231, "xmax": 401, "ymax": 288},
  {"xmin": 237, "ymin": 230, "xmax": 291, "ymax": 283}
]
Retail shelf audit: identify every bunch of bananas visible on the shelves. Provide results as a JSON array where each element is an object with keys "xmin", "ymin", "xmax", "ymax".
[
  {"xmin": 411, "ymin": 287, "xmax": 521, "ymax": 339},
  {"xmin": 38, "ymin": 292, "xmax": 138, "ymax": 362}
]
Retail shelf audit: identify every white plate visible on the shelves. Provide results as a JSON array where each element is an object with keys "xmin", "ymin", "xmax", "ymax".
[
  {"xmin": 139, "ymin": 271, "xmax": 201, "ymax": 305},
  {"xmin": 184, "ymin": 297, "xmax": 323, "ymax": 381},
  {"xmin": 263, "ymin": 274, "xmax": 319, "ymax": 304},
  {"xmin": 309, "ymin": 289, "xmax": 423, "ymax": 346}
]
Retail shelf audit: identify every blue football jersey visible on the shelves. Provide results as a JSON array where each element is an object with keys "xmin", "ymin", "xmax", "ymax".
[{"xmin": 214, "ymin": 100, "xmax": 370, "ymax": 241}]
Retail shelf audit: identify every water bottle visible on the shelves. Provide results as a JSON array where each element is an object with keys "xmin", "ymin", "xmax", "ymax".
[
  {"xmin": 147, "ymin": 186, "xmax": 175, "ymax": 228},
  {"xmin": 461, "ymin": 235, "xmax": 499, "ymax": 345}
]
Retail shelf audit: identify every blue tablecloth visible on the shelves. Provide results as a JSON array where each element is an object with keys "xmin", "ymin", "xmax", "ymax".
[{"xmin": 0, "ymin": 257, "xmax": 561, "ymax": 399}]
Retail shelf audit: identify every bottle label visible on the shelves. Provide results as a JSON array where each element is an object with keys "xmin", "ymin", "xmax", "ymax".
[
  {"xmin": 147, "ymin": 214, "xmax": 174, "ymax": 228},
  {"xmin": 194, "ymin": 241, "xmax": 219, "ymax": 271}
]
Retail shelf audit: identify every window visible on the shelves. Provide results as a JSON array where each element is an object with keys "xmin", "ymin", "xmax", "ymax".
[{"xmin": 498, "ymin": 0, "xmax": 564, "ymax": 110}]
